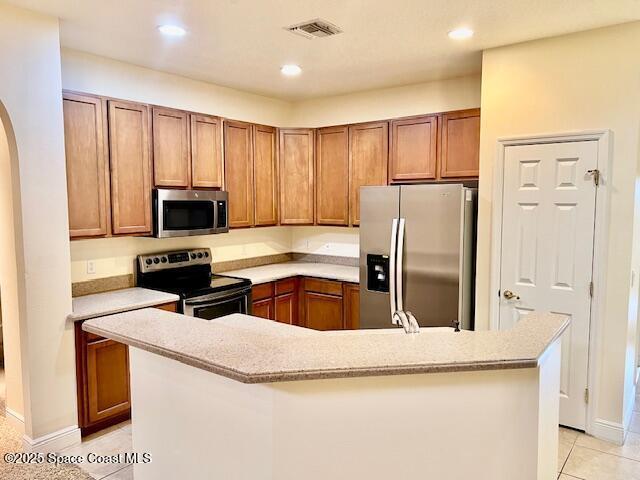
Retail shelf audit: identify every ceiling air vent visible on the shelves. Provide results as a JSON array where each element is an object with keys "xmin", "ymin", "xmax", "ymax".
[{"xmin": 286, "ymin": 19, "xmax": 342, "ymax": 39}]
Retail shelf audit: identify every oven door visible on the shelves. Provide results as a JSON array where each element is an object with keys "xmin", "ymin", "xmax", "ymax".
[
  {"xmin": 182, "ymin": 288, "xmax": 252, "ymax": 319},
  {"xmin": 154, "ymin": 189, "xmax": 227, "ymax": 238}
]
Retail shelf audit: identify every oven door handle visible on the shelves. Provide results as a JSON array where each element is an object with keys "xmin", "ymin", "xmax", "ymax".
[
  {"xmin": 184, "ymin": 287, "xmax": 250, "ymax": 305},
  {"xmin": 184, "ymin": 292, "xmax": 249, "ymax": 307}
]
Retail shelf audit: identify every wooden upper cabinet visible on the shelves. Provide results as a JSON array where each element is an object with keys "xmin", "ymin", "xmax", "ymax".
[
  {"xmin": 63, "ymin": 92, "xmax": 110, "ymax": 238},
  {"xmin": 224, "ymin": 120, "xmax": 254, "ymax": 227},
  {"xmin": 108, "ymin": 100, "xmax": 152, "ymax": 235},
  {"xmin": 191, "ymin": 114, "xmax": 223, "ymax": 188},
  {"xmin": 279, "ymin": 129, "xmax": 315, "ymax": 225},
  {"xmin": 349, "ymin": 122, "xmax": 389, "ymax": 226},
  {"xmin": 439, "ymin": 109, "xmax": 480, "ymax": 178},
  {"xmin": 390, "ymin": 115, "xmax": 438, "ymax": 182},
  {"xmin": 316, "ymin": 126, "xmax": 349, "ymax": 226},
  {"xmin": 253, "ymin": 125, "xmax": 278, "ymax": 226},
  {"xmin": 152, "ymin": 107, "xmax": 190, "ymax": 187}
]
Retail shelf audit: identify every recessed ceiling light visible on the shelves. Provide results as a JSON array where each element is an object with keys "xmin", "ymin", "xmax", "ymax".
[
  {"xmin": 158, "ymin": 24, "xmax": 187, "ymax": 37},
  {"xmin": 448, "ymin": 27, "xmax": 474, "ymax": 40},
  {"xmin": 281, "ymin": 64, "xmax": 302, "ymax": 76}
]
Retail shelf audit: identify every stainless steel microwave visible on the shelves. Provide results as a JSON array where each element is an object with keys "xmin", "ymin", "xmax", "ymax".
[{"xmin": 153, "ymin": 189, "xmax": 228, "ymax": 238}]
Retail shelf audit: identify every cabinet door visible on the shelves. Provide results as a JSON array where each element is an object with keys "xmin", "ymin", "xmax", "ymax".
[
  {"xmin": 279, "ymin": 129, "xmax": 314, "ymax": 225},
  {"xmin": 253, "ymin": 125, "xmax": 278, "ymax": 226},
  {"xmin": 108, "ymin": 100, "xmax": 152, "ymax": 235},
  {"xmin": 152, "ymin": 107, "xmax": 190, "ymax": 187},
  {"xmin": 191, "ymin": 114, "xmax": 223, "ymax": 188},
  {"xmin": 349, "ymin": 122, "xmax": 388, "ymax": 226},
  {"xmin": 316, "ymin": 126, "xmax": 349, "ymax": 225},
  {"xmin": 439, "ymin": 109, "xmax": 480, "ymax": 178},
  {"xmin": 390, "ymin": 115, "xmax": 438, "ymax": 182},
  {"xmin": 224, "ymin": 120, "xmax": 254, "ymax": 227},
  {"xmin": 275, "ymin": 293, "xmax": 297, "ymax": 325},
  {"xmin": 304, "ymin": 292, "xmax": 343, "ymax": 331},
  {"xmin": 343, "ymin": 283, "xmax": 360, "ymax": 330},
  {"xmin": 252, "ymin": 298, "xmax": 274, "ymax": 320},
  {"xmin": 86, "ymin": 339, "xmax": 131, "ymax": 424},
  {"xmin": 155, "ymin": 302, "xmax": 178, "ymax": 312},
  {"xmin": 63, "ymin": 92, "xmax": 110, "ymax": 238}
]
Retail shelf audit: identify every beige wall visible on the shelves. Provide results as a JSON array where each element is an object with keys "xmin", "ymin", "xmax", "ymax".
[
  {"xmin": 288, "ymin": 74, "xmax": 481, "ymax": 128},
  {"xmin": 291, "ymin": 227, "xmax": 359, "ymax": 258},
  {"xmin": 0, "ymin": 110, "xmax": 25, "ymax": 429},
  {"xmin": 62, "ymin": 49, "xmax": 293, "ymax": 127},
  {"xmin": 0, "ymin": 4, "xmax": 77, "ymax": 442},
  {"xmin": 71, "ymin": 228, "xmax": 291, "ymax": 282},
  {"xmin": 62, "ymin": 53, "xmax": 480, "ymax": 283},
  {"xmin": 476, "ymin": 22, "xmax": 640, "ymax": 433}
]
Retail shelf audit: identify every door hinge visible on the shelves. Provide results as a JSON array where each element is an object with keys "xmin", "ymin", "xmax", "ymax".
[
  {"xmin": 587, "ymin": 169, "xmax": 600, "ymax": 186},
  {"xmin": 584, "ymin": 388, "xmax": 590, "ymax": 404},
  {"xmin": 589, "ymin": 281, "xmax": 594, "ymax": 298}
]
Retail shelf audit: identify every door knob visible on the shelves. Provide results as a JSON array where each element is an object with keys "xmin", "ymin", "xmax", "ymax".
[{"xmin": 503, "ymin": 290, "xmax": 520, "ymax": 300}]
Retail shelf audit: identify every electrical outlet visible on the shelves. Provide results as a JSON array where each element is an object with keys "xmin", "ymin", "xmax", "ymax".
[{"xmin": 87, "ymin": 260, "xmax": 96, "ymax": 275}]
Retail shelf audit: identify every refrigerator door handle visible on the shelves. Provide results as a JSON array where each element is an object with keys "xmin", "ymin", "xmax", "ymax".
[
  {"xmin": 390, "ymin": 218, "xmax": 399, "ymax": 323},
  {"xmin": 396, "ymin": 218, "xmax": 406, "ymax": 312}
]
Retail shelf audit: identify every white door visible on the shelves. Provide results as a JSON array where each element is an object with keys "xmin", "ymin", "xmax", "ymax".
[{"xmin": 498, "ymin": 141, "xmax": 598, "ymax": 430}]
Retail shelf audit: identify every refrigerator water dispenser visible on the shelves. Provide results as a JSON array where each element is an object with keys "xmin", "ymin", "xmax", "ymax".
[{"xmin": 366, "ymin": 254, "xmax": 390, "ymax": 293}]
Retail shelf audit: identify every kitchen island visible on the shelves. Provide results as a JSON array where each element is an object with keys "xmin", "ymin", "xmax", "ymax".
[{"xmin": 83, "ymin": 310, "xmax": 568, "ymax": 480}]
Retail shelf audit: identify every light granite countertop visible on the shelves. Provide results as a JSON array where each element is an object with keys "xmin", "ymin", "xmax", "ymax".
[
  {"xmin": 224, "ymin": 261, "xmax": 359, "ymax": 284},
  {"xmin": 83, "ymin": 310, "xmax": 569, "ymax": 383},
  {"xmin": 69, "ymin": 287, "xmax": 180, "ymax": 322}
]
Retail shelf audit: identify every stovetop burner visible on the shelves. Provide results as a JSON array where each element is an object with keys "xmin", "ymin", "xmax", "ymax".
[{"xmin": 156, "ymin": 274, "xmax": 251, "ymax": 299}]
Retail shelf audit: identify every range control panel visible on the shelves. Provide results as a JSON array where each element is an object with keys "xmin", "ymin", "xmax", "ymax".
[{"xmin": 138, "ymin": 248, "xmax": 211, "ymax": 273}]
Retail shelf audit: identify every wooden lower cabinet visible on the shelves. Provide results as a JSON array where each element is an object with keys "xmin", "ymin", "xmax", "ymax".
[
  {"xmin": 250, "ymin": 277, "xmax": 355, "ymax": 330},
  {"xmin": 85, "ymin": 339, "xmax": 130, "ymax": 424},
  {"xmin": 275, "ymin": 292, "xmax": 296, "ymax": 325},
  {"xmin": 75, "ymin": 302, "xmax": 177, "ymax": 435},
  {"xmin": 251, "ymin": 278, "xmax": 298, "ymax": 324},
  {"xmin": 75, "ymin": 323, "xmax": 131, "ymax": 436},
  {"xmin": 252, "ymin": 297, "xmax": 274, "ymax": 320},
  {"xmin": 343, "ymin": 283, "xmax": 360, "ymax": 330},
  {"xmin": 303, "ymin": 291, "xmax": 343, "ymax": 331}
]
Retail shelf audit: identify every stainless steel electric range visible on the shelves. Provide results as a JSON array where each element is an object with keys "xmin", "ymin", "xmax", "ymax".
[{"xmin": 137, "ymin": 248, "xmax": 252, "ymax": 319}]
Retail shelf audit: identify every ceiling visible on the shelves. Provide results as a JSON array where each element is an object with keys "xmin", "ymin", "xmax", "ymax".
[{"xmin": 6, "ymin": 0, "xmax": 640, "ymax": 100}]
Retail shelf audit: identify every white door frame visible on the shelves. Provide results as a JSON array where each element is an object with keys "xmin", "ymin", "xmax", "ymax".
[{"xmin": 489, "ymin": 130, "xmax": 611, "ymax": 437}]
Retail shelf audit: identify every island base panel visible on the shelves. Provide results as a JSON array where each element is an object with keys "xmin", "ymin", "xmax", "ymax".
[{"xmin": 128, "ymin": 342, "xmax": 560, "ymax": 480}]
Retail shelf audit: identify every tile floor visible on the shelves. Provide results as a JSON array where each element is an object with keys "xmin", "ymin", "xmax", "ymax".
[
  {"xmin": 558, "ymin": 395, "xmax": 640, "ymax": 479},
  {"xmin": 60, "ymin": 422, "xmax": 134, "ymax": 479}
]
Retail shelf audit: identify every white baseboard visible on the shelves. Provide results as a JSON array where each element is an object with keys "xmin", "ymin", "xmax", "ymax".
[
  {"xmin": 591, "ymin": 418, "xmax": 625, "ymax": 445},
  {"xmin": 4, "ymin": 407, "xmax": 25, "ymax": 435},
  {"xmin": 23, "ymin": 425, "xmax": 81, "ymax": 453}
]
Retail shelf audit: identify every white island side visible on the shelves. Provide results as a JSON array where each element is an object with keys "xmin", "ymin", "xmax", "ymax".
[{"xmin": 83, "ymin": 311, "xmax": 568, "ymax": 480}]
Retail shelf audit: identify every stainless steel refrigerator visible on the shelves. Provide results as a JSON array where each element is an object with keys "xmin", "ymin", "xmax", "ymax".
[{"xmin": 359, "ymin": 184, "xmax": 476, "ymax": 330}]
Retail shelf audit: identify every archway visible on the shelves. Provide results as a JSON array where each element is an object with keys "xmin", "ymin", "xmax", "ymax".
[{"xmin": 0, "ymin": 101, "xmax": 26, "ymax": 433}]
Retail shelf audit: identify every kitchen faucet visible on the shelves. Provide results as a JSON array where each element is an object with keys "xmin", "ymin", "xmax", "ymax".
[{"xmin": 393, "ymin": 310, "xmax": 420, "ymax": 334}]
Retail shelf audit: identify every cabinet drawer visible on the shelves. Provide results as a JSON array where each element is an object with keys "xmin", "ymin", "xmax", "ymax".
[
  {"xmin": 275, "ymin": 277, "xmax": 296, "ymax": 296},
  {"xmin": 252, "ymin": 282, "xmax": 274, "ymax": 301},
  {"xmin": 304, "ymin": 277, "xmax": 343, "ymax": 296}
]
